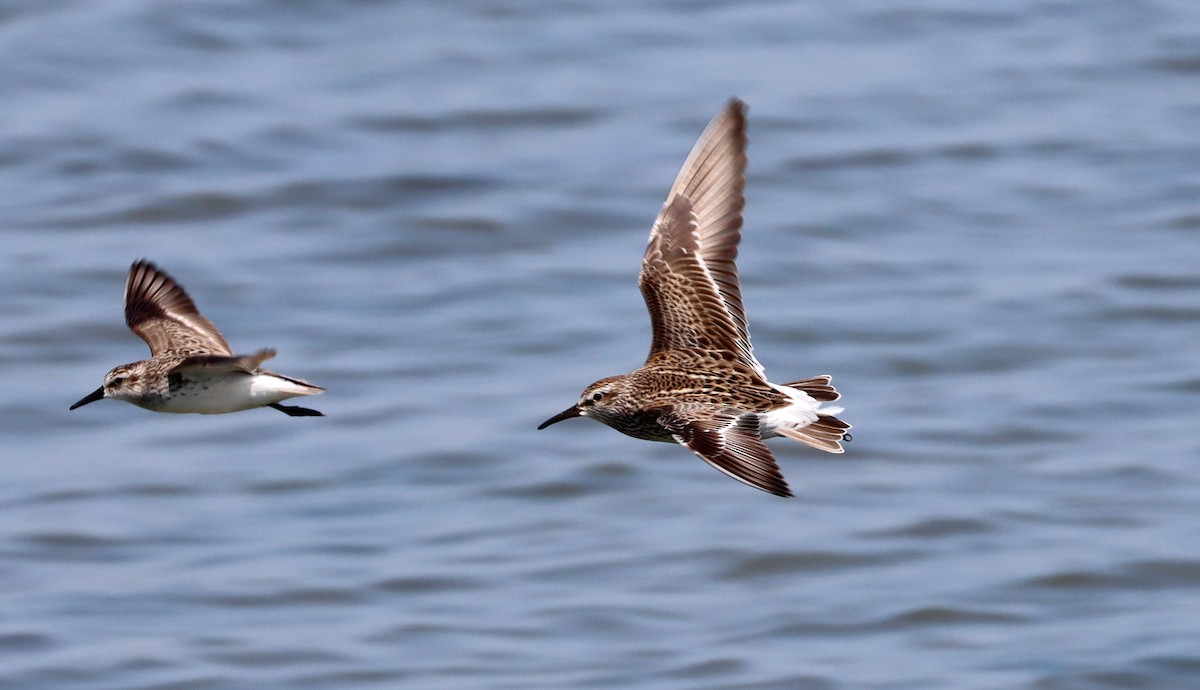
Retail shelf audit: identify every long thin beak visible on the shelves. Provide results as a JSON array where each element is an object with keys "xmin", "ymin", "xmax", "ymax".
[
  {"xmin": 537, "ymin": 405, "xmax": 582, "ymax": 430},
  {"xmin": 69, "ymin": 386, "xmax": 106, "ymax": 410}
]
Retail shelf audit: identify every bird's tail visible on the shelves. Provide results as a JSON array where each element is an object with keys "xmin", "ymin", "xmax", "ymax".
[
  {"xmin": 261, "ymin": 370, "xmax": 325, "ymax": 395},
  {"xmin": 781, "ymin": 375, "xmax": 840, "ymax": 402},
  {"xmin": 773, "ymin": 413, "xmax": 851, "ymax": 453},
  {"xmin": 767, "ymin": 375, "xmax": 851, "ymax": 453}
]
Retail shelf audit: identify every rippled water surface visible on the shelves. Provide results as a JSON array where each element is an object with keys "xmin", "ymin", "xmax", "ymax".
[{"xmin": 2, "ymin": 1, "xmax": 1199, "ymax": 688}]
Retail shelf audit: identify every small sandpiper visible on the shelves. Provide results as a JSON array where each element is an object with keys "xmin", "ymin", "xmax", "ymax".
[
  {"xmin": 70, "ymin": 260, "xmax": 324, "ymax": 417},
  {"xmin": 538, "ymin": 99, "xmax": 849, "ymax": 497}
]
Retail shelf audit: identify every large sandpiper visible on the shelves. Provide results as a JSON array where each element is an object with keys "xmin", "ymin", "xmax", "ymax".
[
  {"xmin": 538, "ymin": 99, "xmax": 849, "ymax": 497},
  {"xmin": 70, "ymin": 260, "xmax": 324, "ymax": 417}
]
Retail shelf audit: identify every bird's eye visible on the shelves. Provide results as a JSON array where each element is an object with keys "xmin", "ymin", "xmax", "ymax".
[
  {"xmin": 592, "ymin": 392, "xmax": 604, "ymax": 401},
  {"xmin": 110, "ymin": 377, "xmax": 126, "ymax": 387}
]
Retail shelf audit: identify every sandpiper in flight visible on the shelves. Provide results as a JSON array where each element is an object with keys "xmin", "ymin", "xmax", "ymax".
[
  {"xmin": 538, "ymin": 99, "xmax": 849, "ymax": 497},
  {"xmin": 70, "ymin": 260, "xmax": 324, "ymax": 417}
]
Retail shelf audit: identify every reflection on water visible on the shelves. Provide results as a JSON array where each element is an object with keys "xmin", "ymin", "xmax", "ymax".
[{"xmin": 1, "ymin": 1, "xmax": 1198, "ymax": 688}]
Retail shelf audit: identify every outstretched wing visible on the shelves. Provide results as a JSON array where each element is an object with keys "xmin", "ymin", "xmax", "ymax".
[
  {"xmin": 660, "ymin": 406, "xmax": 792, "ymax": 498},
  {"xmin": 639, "ymin": 98, "xmax": 763, "ymax": 377},
  {"xmin": 124, "ymin": 259, "xmax": 233, "ymax": 356}
]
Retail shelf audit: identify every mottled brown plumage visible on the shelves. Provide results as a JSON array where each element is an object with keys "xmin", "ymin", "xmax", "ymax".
[
  {"xmin": 538, "ymin": 99, "xmax": 850, "ymax": 498},
  {"xmin": 125, "ymin": 259, "xmax": 234, "ymax": 357},
  {"xmin": 70, "ymin": 260, "xmax": 324, "ymax": 416}
]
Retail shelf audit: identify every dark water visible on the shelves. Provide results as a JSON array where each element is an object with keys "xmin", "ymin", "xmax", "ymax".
[{"xmin": 2, "ymin": 1, "xmax": 1199, "ymax": 688}]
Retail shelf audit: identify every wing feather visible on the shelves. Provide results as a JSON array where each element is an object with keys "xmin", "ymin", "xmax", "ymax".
[
  {"xmin": 124, "ymin": 260, "xmax": 233, "ymax": 356},
  {"xmin": 661, "ymin": 406, "xmax": 792, "ymax": 498},
  {"xmin": 639, "ymin": 98, "xmax": 763, "ymax": 376},
  {"xmin": 170, "ymin": 348, "xmax": 276, "ymax": 375}
]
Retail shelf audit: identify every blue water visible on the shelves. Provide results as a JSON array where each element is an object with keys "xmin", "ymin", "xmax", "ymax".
[{"xmin": 1, "ymin": 1, "xmax": 1198, "ymax": 688}]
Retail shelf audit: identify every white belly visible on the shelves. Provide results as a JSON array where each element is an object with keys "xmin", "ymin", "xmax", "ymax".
[{"xmin": 149, "ymin": 373, "xmax": 315, "ymax": 414}]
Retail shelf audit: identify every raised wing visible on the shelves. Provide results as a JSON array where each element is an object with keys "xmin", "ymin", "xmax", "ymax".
[
  {"xmin": 124, "ymin": 260, "xmax": 233, "ymax": 356},
  {"xmin": 660, "ymin": 406, "xmax": 792, "ymax": 498},
  {"xmin": 639, "ymin": 98, "xmax": 763, "ymax": 376}
]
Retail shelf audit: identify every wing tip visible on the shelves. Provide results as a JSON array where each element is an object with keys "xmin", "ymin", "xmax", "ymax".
[{"xmin": 669, "ymin": 411, "xmax": 794, "ymax": 498}]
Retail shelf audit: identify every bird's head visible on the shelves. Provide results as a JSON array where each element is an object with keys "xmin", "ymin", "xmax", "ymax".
[
  {"xmin": 537, "ymin": 375, "xmax": 632, "ymax": 430},
  {"xmin": 70, "ymin": 363, "xmax": 146, "ymax": 410}
]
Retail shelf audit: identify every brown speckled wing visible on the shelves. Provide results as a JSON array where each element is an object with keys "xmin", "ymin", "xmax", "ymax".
[
  {"xmin": 171, "ymin": 348, "xmax": 276, "ymax": 375},
  {"xmin": 660, "ymin": 406, "xmax": 792, "ymax": 498},
  {"xmin": 124, "ymin": 260, "xmax": 233, "ymax": 357},
  {"xmin": 640, "ymin": 99, "xmax": 763, "ymax": 376}
]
